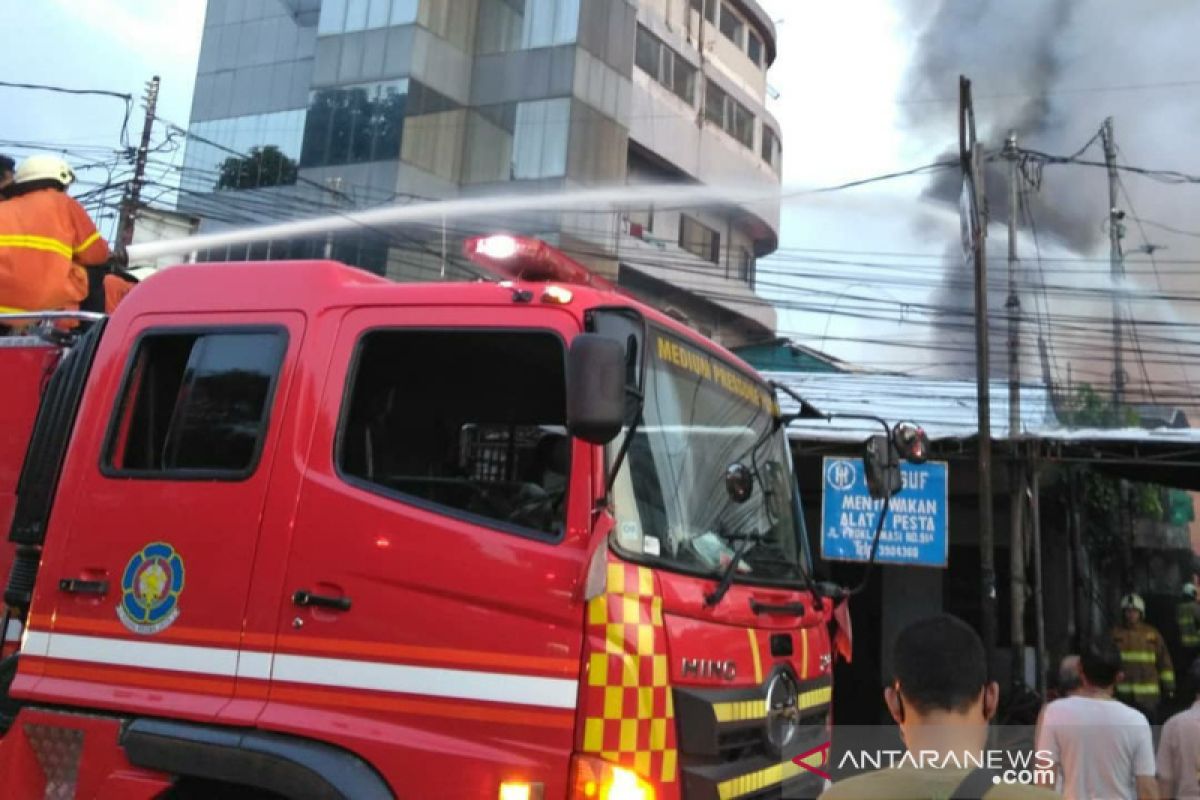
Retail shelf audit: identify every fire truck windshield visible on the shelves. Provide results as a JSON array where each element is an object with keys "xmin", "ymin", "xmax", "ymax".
[{"xmin": 608, "ymin": 330, "xmax": 807, "ymax": 584}]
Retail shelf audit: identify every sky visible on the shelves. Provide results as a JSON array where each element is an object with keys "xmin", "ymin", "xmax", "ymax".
[{"xmin": 7, "ymin": 0, "xmax": 1200, "ymax": 396}]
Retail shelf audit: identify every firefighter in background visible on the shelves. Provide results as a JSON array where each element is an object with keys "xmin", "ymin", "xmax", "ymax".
[
  {"xmin": 1112, "ymin": 592, "xmax": 1175, "ymax": 721},
  {"xmin": 1174, "ymin": 583, "xmax": 1200, "ymax": 709},
  {"xmin": 0, "ymin": 155, "xmax": 109, "ymax": 315}
]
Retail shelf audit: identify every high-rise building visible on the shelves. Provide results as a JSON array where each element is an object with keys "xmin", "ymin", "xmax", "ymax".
[{"xmin": 183, "ymin": 0, "xmax": 780, "ymax": 345}]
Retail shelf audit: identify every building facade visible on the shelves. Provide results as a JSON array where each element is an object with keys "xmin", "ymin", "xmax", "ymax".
[{"xmin": 183, "ymin": 0, "xmax": 781, "ymax": 345}]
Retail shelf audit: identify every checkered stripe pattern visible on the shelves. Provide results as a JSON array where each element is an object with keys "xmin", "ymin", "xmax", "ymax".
[{"xmin": 580, "ymin": 558, "xmax": 678, "ymax": 784}]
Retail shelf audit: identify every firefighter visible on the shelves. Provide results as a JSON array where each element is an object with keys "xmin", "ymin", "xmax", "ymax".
[
  {"xmin": 1112, "ymin": 592, "xmax": 1175, "ymax": 721},
  {"xmin": 0, "ymin": 155, "xmax": 109, "ymax": 316},
  {"xmin": 1174, "ymin": 583, "xmax": 1200, "ymax": 710}
]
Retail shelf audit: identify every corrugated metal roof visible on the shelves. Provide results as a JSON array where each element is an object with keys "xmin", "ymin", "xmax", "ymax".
[
  {"xmin": 766, "ymin": 371, "xmax": 1057, "ymax": 442},
  {"xmin": 767, "ymin": 371, "xmax": 1200, "ymax": 450}
]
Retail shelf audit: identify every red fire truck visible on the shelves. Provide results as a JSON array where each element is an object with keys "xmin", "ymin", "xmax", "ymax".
[{"xmin": 0, "ymin": 236, "xmax": 841, "ymax": 799}]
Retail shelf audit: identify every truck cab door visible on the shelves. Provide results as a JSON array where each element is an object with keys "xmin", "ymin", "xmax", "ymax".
[
  {"xmin": 260, "ymin": 306, "xmax": 591, "ymax": 798},
  {"xmin": 18, "ymin": 312, "xmax": 303, "ymax": 721}
]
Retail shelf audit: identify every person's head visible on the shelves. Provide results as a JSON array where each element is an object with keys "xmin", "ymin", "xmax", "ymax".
[
  {"xmin": 12, "ymin": 154, "xmax": 75, "ymax": 195},
  {"xmin": 884, "ymin": 614, "xmax": 998, "ymax": 736},
  {"xmin": 1058, "ymin": 654, "xmax": 1082, "ymax": 696},
  {"xmin": 1080, "ymin": 639, "xmax": 1123, "ymax": 689},
  {"xmin": 0, "ymin": 155, "xmax": 14, "ymax": 191},
  {"xmin": 1121, "ymin": 592, "xmax": 1145, "ymax": 625}
]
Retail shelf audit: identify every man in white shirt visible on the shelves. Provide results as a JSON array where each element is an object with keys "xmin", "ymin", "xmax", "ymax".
[
  {"xmin": 1158, "ymin": 658, "xmax": 1200, "ymax": 799},
  {"xmin": 1037, "ymin": 639, "xmax": 1157, "ymax": 800}
]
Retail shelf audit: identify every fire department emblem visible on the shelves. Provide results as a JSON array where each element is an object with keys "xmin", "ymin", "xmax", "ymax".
[{"xmin": 117, "ymin": 542, "xmax": 185, "ymax": 635}]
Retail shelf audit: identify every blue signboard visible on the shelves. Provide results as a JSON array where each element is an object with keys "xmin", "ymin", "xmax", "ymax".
[{"xmin": 820, "ymin": 457, "xmax": 949, "ymax": 568}]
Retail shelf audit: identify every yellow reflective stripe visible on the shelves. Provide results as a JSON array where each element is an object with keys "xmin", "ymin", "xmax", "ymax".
[
  {"xmin": 713, "ymin": 699, "xmax": 766, "ymax": 723},
  {"xmin": 712, "ymin": 683, "xmax": 833, "ymax": 723},
  {"xmin": 1117, "ymin": 682, "xmax": 1162, "ymax": 695},
  {"xmin": 798, "ymin": 685, "xmax": 833, "ymax": 712},
  {"xmin": 718, "ymin": 756, "xmax": 810, "ymax": 800},
  {"xmin": 0, "ymin": 305, "xmax": 28, "ymax": 314},
  {"xmin": 1162, "ymin": 671, "xmax": 1176, "ymax": 682},
  {"xmin": 1121, "ymin": 651, "xmax": 1156, "ymax": 663},
  {"xmin": 73, "ymin": 231, "xmax": 100, "ymax": 254},
  {"xmin": 0, "ymin": 234, "xmax": 72, "ymax": 259}
]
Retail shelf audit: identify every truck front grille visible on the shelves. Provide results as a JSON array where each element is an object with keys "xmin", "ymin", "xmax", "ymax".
[{"xmin": 674, "ymin": 674, "xmax": 831, "ymax": 800}]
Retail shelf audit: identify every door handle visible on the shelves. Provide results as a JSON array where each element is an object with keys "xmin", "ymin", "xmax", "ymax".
[
  {"xmin": 59, "ymin": 578, "xmax": 109, "ymax": 595},
  {"xmin": 292, "ymin": 589, "xmax": 351, "ymax": 612},
  {"xmin": 749, "ymin": 598, "xmax": 806, "ymax": 616}
]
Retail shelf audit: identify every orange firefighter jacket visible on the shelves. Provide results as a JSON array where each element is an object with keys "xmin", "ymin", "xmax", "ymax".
[
  {"xmin": 1113, "ymin": 620, "xmax": 1175, "ymax": 703},
  {"xmin": 0, "ymin": 188, "xmax": 110, "ymax": 313}
]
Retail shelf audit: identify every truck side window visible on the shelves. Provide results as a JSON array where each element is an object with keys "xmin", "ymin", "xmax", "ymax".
[
  {"xmin": 338, "ymin": 329, "xmax": 569, "ymax": 537},
  {"xmin": 105, "ymin": 330, "xmax": 287, "ymax": 477}
]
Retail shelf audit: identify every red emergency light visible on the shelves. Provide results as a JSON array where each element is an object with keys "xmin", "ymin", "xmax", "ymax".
[{"xmin": 463, "ymin": 234, "xmax": 611, "ymax": 287}]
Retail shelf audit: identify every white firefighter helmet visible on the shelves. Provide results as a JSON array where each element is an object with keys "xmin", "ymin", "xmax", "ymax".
[
  {"xmin": 1185, "ymin": 583, "xmax": 1197, "ymax": 599},
  {"xmin": 14, "ymin": 154, "xmax": 75, "ymax": 187},
  {"xmin": 1121, "ymin": 593, "xmax": 1146, "ymax": 614}
]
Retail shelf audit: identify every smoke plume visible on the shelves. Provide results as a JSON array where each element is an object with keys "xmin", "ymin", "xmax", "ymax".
[{"xmin": 897, "ymin": 0, "xmax": 1200, "ymax": 402}]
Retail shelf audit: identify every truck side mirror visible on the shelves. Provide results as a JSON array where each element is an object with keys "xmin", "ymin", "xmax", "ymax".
[
  {"xmin": 863, "ymin": 434, "xmax": 901, "ymax": 499},
  {"xmin": 567, "ymin": 334, "xmax": 625, "ymax": 445}
]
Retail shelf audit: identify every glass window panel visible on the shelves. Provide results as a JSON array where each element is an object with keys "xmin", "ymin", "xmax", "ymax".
[
  {"xmin": 540, "ymin": 98, "xmax": 570, "ymax": 178},
  {"xmin": 476, "ymin": 0, "xmax": 522, "ymax": 54},
  {"xmin": 690, "ymin": 0, "xmax": 715, "ymax": 23},
  {"xmin": 761, "ymin": 125, "xmax": 778, "ymax": 166},
  {"xmin": 106, "ymin": 332, "xmax": 286, "ymax": 476},
  {"xmin": 512, "ymin": 99, "xmax": 546, "ymax": 179},
  {"xmin": 522, "ymin": 0, "xmax": 555, "ymax": 47},
  {"xmin": 732, "ymin": 100, "xmax": 753, "ymax": 147},
  {"xmin": 672, "ymin": 55, "xmax": 696, "ymax": 103},
  {"xmin": 345, "ymin": 0, "xmax": 370, "ymax": 32},
  {"xmin": 391, "ymin": 0, "xmax": 418, "ymax": 25},
  {"xmin": 679, "ymin": 215, "xmax": 719, "ymax": 264},
  {"xmin": 319, "ymin": 0, "xmax": 348, "ymax": 33},
  {"xmin": 704, "ymin": 79, "xmax": 725, "ymax": 127},
  {"xmin": 367, "ymin": 0, "xmax": 390, "ymax": 29},
  {"xmin": 337, "ymin": 330, "xmax": 569, "ymax": 537},
  {"xmin": 718, "ymin": 3, "xmax": 742, "ymax": 44},
  {"xmin": 634, "ymin": 25, "xmax": 658, "ymax": 77},
  {"xmin": 301, "ymin": 80, "xmax": 408, "ymax": 169},
  {"xmin": 553, "ymin": 0, "xmax": 580, "ymax": 44},
  {"xmin": 747, "ymin": 30, "xmax": 763, "ymax": 66}
]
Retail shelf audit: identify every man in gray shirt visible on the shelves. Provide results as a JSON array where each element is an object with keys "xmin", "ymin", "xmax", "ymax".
[{"xmin": 1037, "ymin": 640, "xmax": 1157, "ymax": 800}]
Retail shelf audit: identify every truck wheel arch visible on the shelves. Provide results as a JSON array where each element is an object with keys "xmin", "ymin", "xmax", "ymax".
[{"xmin": 120, "ymin": 718, "xmax": 393, "ymax": 800}]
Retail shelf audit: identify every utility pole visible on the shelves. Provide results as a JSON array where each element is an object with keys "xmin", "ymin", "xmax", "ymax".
[
  {"xmin": 961, "ymin": 77, "xmax": 997, "ymax": 666},
  {"xmin": 117, "ymin": 75, "xmax": 160, "ymax": 250},
  {"xmin": 1100, "ymin": 118, "xmax": 1134, "ymax": 589},
  {"xmin": 1101, "ymin": 117, "xmax": 1126, "ymax": 409},
  {"xmin": 1004, "ymin": 130, "xmax": 1026, "ymax": 689}
]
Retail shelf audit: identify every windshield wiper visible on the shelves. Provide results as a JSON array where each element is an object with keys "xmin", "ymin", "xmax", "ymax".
[{"xmin": 704, "ymin": 533, "xmax": 761, "ymax": 607}]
